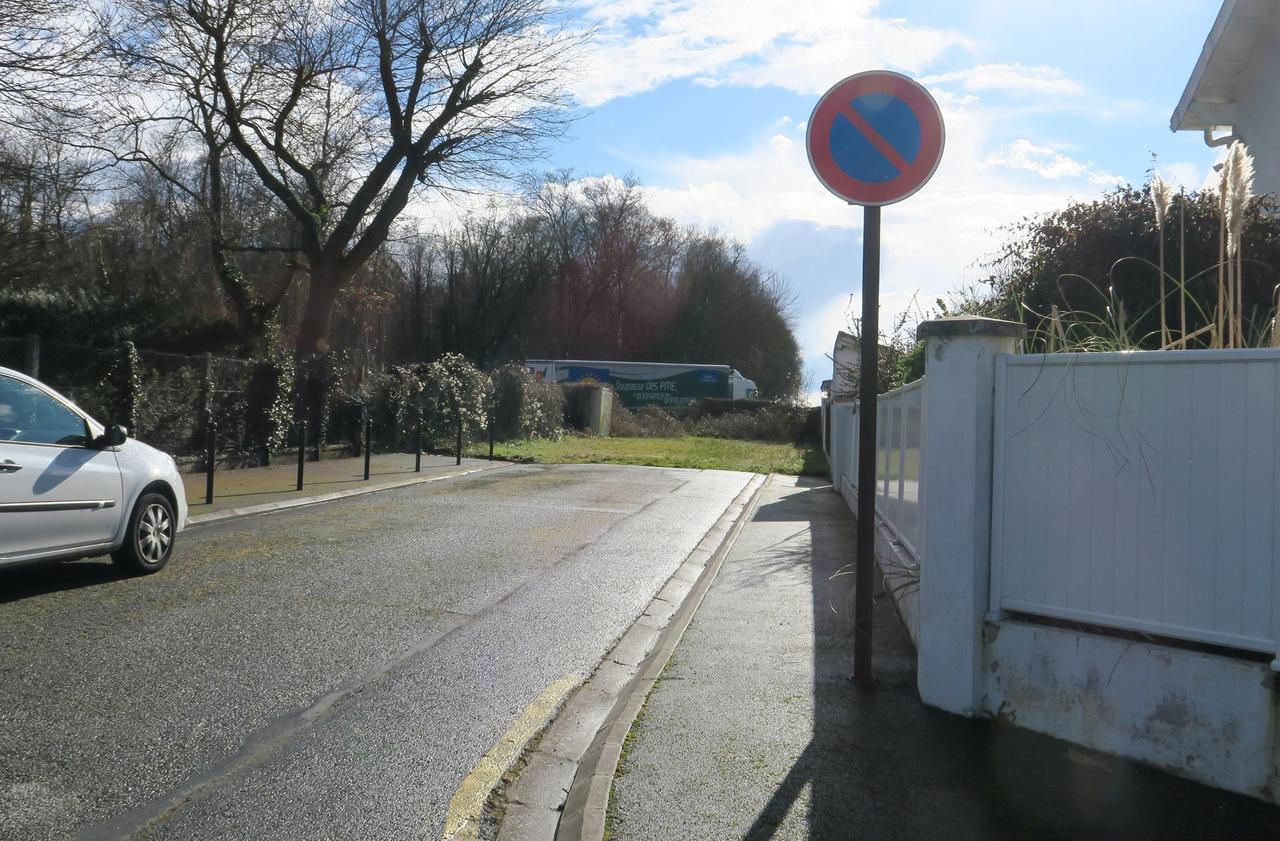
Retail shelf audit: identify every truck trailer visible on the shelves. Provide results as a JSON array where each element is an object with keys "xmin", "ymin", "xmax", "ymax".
[{"xmin": 525, "ymin": 359, "xmax": 758, "ymax": 409}]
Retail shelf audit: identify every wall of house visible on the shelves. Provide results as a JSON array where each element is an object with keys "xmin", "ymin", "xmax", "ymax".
[{"xmin": 1236, "ymin": 9, "xmax": 1280, "ymax": 195}]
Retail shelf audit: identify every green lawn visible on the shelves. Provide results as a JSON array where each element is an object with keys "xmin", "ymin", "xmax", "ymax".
[{"xmin": 475, "ymin": 436, "xmax": 829, "ymax": 476}]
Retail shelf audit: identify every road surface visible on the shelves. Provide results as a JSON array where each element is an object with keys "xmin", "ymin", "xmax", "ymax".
[{"xmin": 0, "ymin": 463, "xmax": 752, "ymax": 841}]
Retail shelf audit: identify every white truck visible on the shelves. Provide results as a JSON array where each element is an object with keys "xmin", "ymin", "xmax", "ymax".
[{"xmin": 525, "ymin": 359, "xmax": 758, "ymax": 409}]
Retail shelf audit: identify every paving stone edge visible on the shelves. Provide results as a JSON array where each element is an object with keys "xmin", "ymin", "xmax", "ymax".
[{"xmin": 490, "ymin": 472, "xmax": 770, "ymax": 841}]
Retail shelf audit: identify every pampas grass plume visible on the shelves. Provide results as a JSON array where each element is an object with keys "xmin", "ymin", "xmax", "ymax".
[
  {"xmin": 1225, "ymin": 141, "xmax": 1254, "ymax": 256},
  {"xmin": 1150, "ymin": 173, "xmax": 1173, "ymax": 229}
]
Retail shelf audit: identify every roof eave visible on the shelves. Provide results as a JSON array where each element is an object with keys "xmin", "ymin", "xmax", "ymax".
[{"xmin": 1171, "ymin": 0, "xmax": 1240, "ymax": 133}]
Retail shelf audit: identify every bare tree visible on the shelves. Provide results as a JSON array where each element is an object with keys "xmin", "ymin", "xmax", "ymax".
[
  {"xmin": 98, "ymin": 0, "xmax": 577, "ymax": 356},
  {"xmin": 0, "ymin": 0, "xmax": 96, "ymax": 128}
]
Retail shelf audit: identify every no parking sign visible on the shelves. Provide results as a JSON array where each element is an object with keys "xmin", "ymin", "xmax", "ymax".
[
  {"xmin": 806, "ymin": 70, "xmax": 945, "ymax": 682},
  {"xmin": 806, "ymin": 70, "xmax": 945, "ymax": 206}
]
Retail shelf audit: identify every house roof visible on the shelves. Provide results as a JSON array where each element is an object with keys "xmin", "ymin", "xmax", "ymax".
[{"xmin": 1171, "ymin": 0, "xmax": 1276, "ymax": 132}]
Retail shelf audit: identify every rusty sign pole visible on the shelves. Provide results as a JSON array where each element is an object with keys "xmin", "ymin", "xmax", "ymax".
[{"xmin": 853, "ymin": 205, "xmax": 880, "ymax": 684}]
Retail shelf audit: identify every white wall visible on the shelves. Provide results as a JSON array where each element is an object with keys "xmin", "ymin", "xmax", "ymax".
[
  {"xmin": 991, "ymin": 350, "xmax": 1280, "ymax": 656},
  {"xmin": 1235, "ymin": 9, "xmax": 1280, "ymax": 195},
  {"xmin": 977, "ymin": 347, "xmax": 1280, "ymax": 803},
  {"xmin": 986, "ymin": 620, "xmax": 1280, "ymax": 803},
  {"xmin": 836, "ymin": 317, "xmax": 1280, "ymax": 804},
  {"xmin": 832, "ymin": 335, "xmax": 859, "ymax": 399}
]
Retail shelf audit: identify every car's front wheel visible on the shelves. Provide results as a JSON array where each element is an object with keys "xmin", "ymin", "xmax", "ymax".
[{"xmin": 112, "ymin": 492, "xmax": 176, "ymax": 575}]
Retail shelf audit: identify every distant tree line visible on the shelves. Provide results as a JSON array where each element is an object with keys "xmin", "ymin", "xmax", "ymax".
[
  {"xmin": 0, "ymin": 150, "xmax": 801, "ymax": 397},
  {"xmin": 0, "ymin": 0, "xmax": 802, "ymax": 400}
]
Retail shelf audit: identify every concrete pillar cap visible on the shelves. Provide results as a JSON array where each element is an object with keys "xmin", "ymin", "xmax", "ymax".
[{"xmin": 917, "ymin": 315, "xmax": 1026, "ymax": 341}]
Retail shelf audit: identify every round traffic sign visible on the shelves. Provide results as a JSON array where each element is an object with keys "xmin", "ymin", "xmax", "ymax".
[{"xmin": 806, "ymin": 70, "xmax": 945, "ymax": 206}]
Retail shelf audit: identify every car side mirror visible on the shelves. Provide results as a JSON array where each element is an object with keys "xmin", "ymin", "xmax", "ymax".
[{"xmin": 95, "ymin": 424, "xmax": 128, "ymax": 448}]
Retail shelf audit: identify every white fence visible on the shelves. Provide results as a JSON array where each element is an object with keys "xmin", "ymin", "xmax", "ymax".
[
  {"xmin": 829, "ymin": 378, "xmax": 926, "ymax": 565},
  {"xmin": 990, "ymin": 349, "xmax": 1280, "ymax": 655},
  {"xmin": 829, "ymin": 319, "xmax": 1280, "ymax": 801},
  {"xmin": 876, "ymin": 380, "xmax": 925, "ymax": 561}
]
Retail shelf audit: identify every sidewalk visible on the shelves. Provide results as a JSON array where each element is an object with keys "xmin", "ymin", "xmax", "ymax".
[
  {"xmin": 182, "ymin": 453, "xmax": 503, "ymax": 522},
  {"xmin": 607, "ymin": 475, "xmax": 1280, "ymax": 841}
]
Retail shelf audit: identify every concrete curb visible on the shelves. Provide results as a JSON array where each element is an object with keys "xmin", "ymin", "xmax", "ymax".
[
  {"xmin": 185, "ymin": 463, "xmax": 508, "ymax": 528},
  {"xmin": 491, "ymin": 473, "xmax": 770, "ymax": 841}
]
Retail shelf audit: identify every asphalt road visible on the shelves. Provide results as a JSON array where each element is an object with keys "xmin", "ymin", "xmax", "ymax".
[{"xmin": 0, "ymin": 463, "xmax": 753, "ymax": 841}]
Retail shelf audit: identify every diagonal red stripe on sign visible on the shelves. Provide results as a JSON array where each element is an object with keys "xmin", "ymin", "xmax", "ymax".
[{"xmin": 838, "ymin": 103, "xmax": 910, "ymax": 175}]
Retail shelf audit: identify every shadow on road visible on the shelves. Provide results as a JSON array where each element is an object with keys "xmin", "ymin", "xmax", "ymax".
[
  {"xmin": 740, "ymin": 480, "xmax": 1280, "ymax": 841},
  {"xmin": 0, "ymin": 557, "xmax": 128, "ymax": 604}
]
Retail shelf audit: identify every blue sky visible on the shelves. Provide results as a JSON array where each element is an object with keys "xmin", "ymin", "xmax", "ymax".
[{"xmin": 527, "ymin": 0, "xmax": 1226, "ymax": 399}]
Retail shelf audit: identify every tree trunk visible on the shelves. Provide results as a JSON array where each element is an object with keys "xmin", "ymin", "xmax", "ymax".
[{"xmin": 296, "ymin": 263, "xmax": 347, "ymax": 357}]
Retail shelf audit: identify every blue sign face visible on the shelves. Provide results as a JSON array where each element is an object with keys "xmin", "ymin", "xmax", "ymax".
[{"xmin": 829, "ymin": 93, "xmax": 923, "ymax": 184}]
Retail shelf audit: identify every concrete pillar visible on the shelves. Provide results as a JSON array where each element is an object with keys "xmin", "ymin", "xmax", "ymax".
[
  {"xmin": 590, "ymin": 385, "xmax": 614, "ymax": 436},
  {"xmin": 915, "ymin": 315, "xmax": 1024, "ymax": 716},
  {"xmin": 828, "ymin": 401, "xmax": 849, "ymax": 496}
]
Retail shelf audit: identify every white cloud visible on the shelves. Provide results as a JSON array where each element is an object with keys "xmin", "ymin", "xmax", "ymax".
[
  {"xmin": 622, "ymin": 88, "xmax": 1135, "ymax": 397},
  {"xmin": 1160, "ymin": 159, "xmax": 1219, "ymax": 193},
  {"xmin": 402, "ymin": 187, "xmax": 524, "ymax": 233},
  {"xmin": 985, "ymin": 139, "xmax": 1123, "ymax": 186},
  {"xmin": 640, "ymin": 132, "xmax": 859, "ymax": 241},
  {"xmin": 570, "ymin": 0, "xmax": 972, "ymax": 106},
  {"xmin": 921, "ymin": 63, "xmax": 1086, "ymax": 97}
]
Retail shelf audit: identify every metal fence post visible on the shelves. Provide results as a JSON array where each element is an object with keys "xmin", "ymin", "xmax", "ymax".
[
  {"xmin": 363, "ymin": 404, "xmax": 372, "ymax": 481},
  {"xmin": 202, "ymin": 352, "xmax": 215, "ymax": 504},
  {"xmin": 296, "ymin": 419, "xmax": 306, "ymax": 492},
  {"xmin": 205, "ymin": 416, "xmax": 216, "ymax": 506},
  {"xmin": 414, "ymin": 403, "xmax": 422, "ymax": 473},
  {"xmin": 455, "ymin": 413, "xmax": 462, "ymax": 466},
  {"xmin": 488, "ymin": 408, "xmax": 495, "ymax": 461},
  {"xmin": 23, "ymin": 333, "xmax": 39, "ymax": 378}
]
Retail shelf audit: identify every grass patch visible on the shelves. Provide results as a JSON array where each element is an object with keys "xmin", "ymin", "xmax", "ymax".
[{"xmin": 475, "ymin": 436, "xmax": 828, "ymax": 476}]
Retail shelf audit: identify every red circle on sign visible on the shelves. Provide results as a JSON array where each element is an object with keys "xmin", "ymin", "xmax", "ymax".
[{"xmin": 806, "ymin": 70, "xmax": 945, "ymax": 206}]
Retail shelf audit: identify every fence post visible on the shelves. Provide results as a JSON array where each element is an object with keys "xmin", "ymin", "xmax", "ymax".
[
  {"xmin": 363, "ymin": 404, "xmax": 372, "ymax": 481},
  {"xmin": 23, "ymin": 333, "xmax": 39, "ymax": 378},
  {"xmin": 414, "ymin": 403, "xmax": 422, "ymax": 473},
  {"xmin": 914, "ymin": 316, "xmax": 1024, "ymax": 717},
  {"xmin": 455, "ymin": 412, "xmax": 463, "ymax": 466},
  {"xmin": 120, "ymin": 342, "xmax": 140, "ymax": 436},
  {"xmin": 488, "ymin": 408, "xmax": 495, "ymax": 461},
  {"xmin": 202, "ymin": 352, "xmax": 215, "ymax": 504},
  {"xmin": 203, "ymin": 414, "xmax": 216, "ymax": 504},
  {"xmin": 296, "ymin": 419, "xmax": 306, "ymax": 491}
]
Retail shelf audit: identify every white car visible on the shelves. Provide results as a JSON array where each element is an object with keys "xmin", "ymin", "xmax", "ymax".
[{"xmin": 0, "ymin": 365, "xmax": 187, "ymax": 574}]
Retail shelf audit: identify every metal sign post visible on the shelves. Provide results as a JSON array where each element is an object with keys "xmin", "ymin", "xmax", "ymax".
[
  {"xmin": 806, "ymin": 70, "xmax": 945, "ymax": 683},
  {"xmin": 854, "ymin": 205, "xmax": 880, "ymax": 682}
]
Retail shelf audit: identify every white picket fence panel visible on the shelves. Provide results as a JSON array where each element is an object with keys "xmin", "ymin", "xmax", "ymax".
[
  {"xmin": 990, "ymin": 349, "xmax": 1280, "ymax": 654},
  {"xmin": 830, "ymin": 378, "xmax": 926, "ymax": 565}
]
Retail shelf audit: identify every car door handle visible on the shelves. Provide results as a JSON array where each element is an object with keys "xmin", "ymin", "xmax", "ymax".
[{"xmin": 0, "ymin": 460, "xmax": 21, "ymax": 472}]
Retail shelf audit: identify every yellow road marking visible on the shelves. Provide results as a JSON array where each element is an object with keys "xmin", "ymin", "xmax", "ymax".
[{"xmin": 442, "ymin": 674, "xmax": 582, "ymax": 841}]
